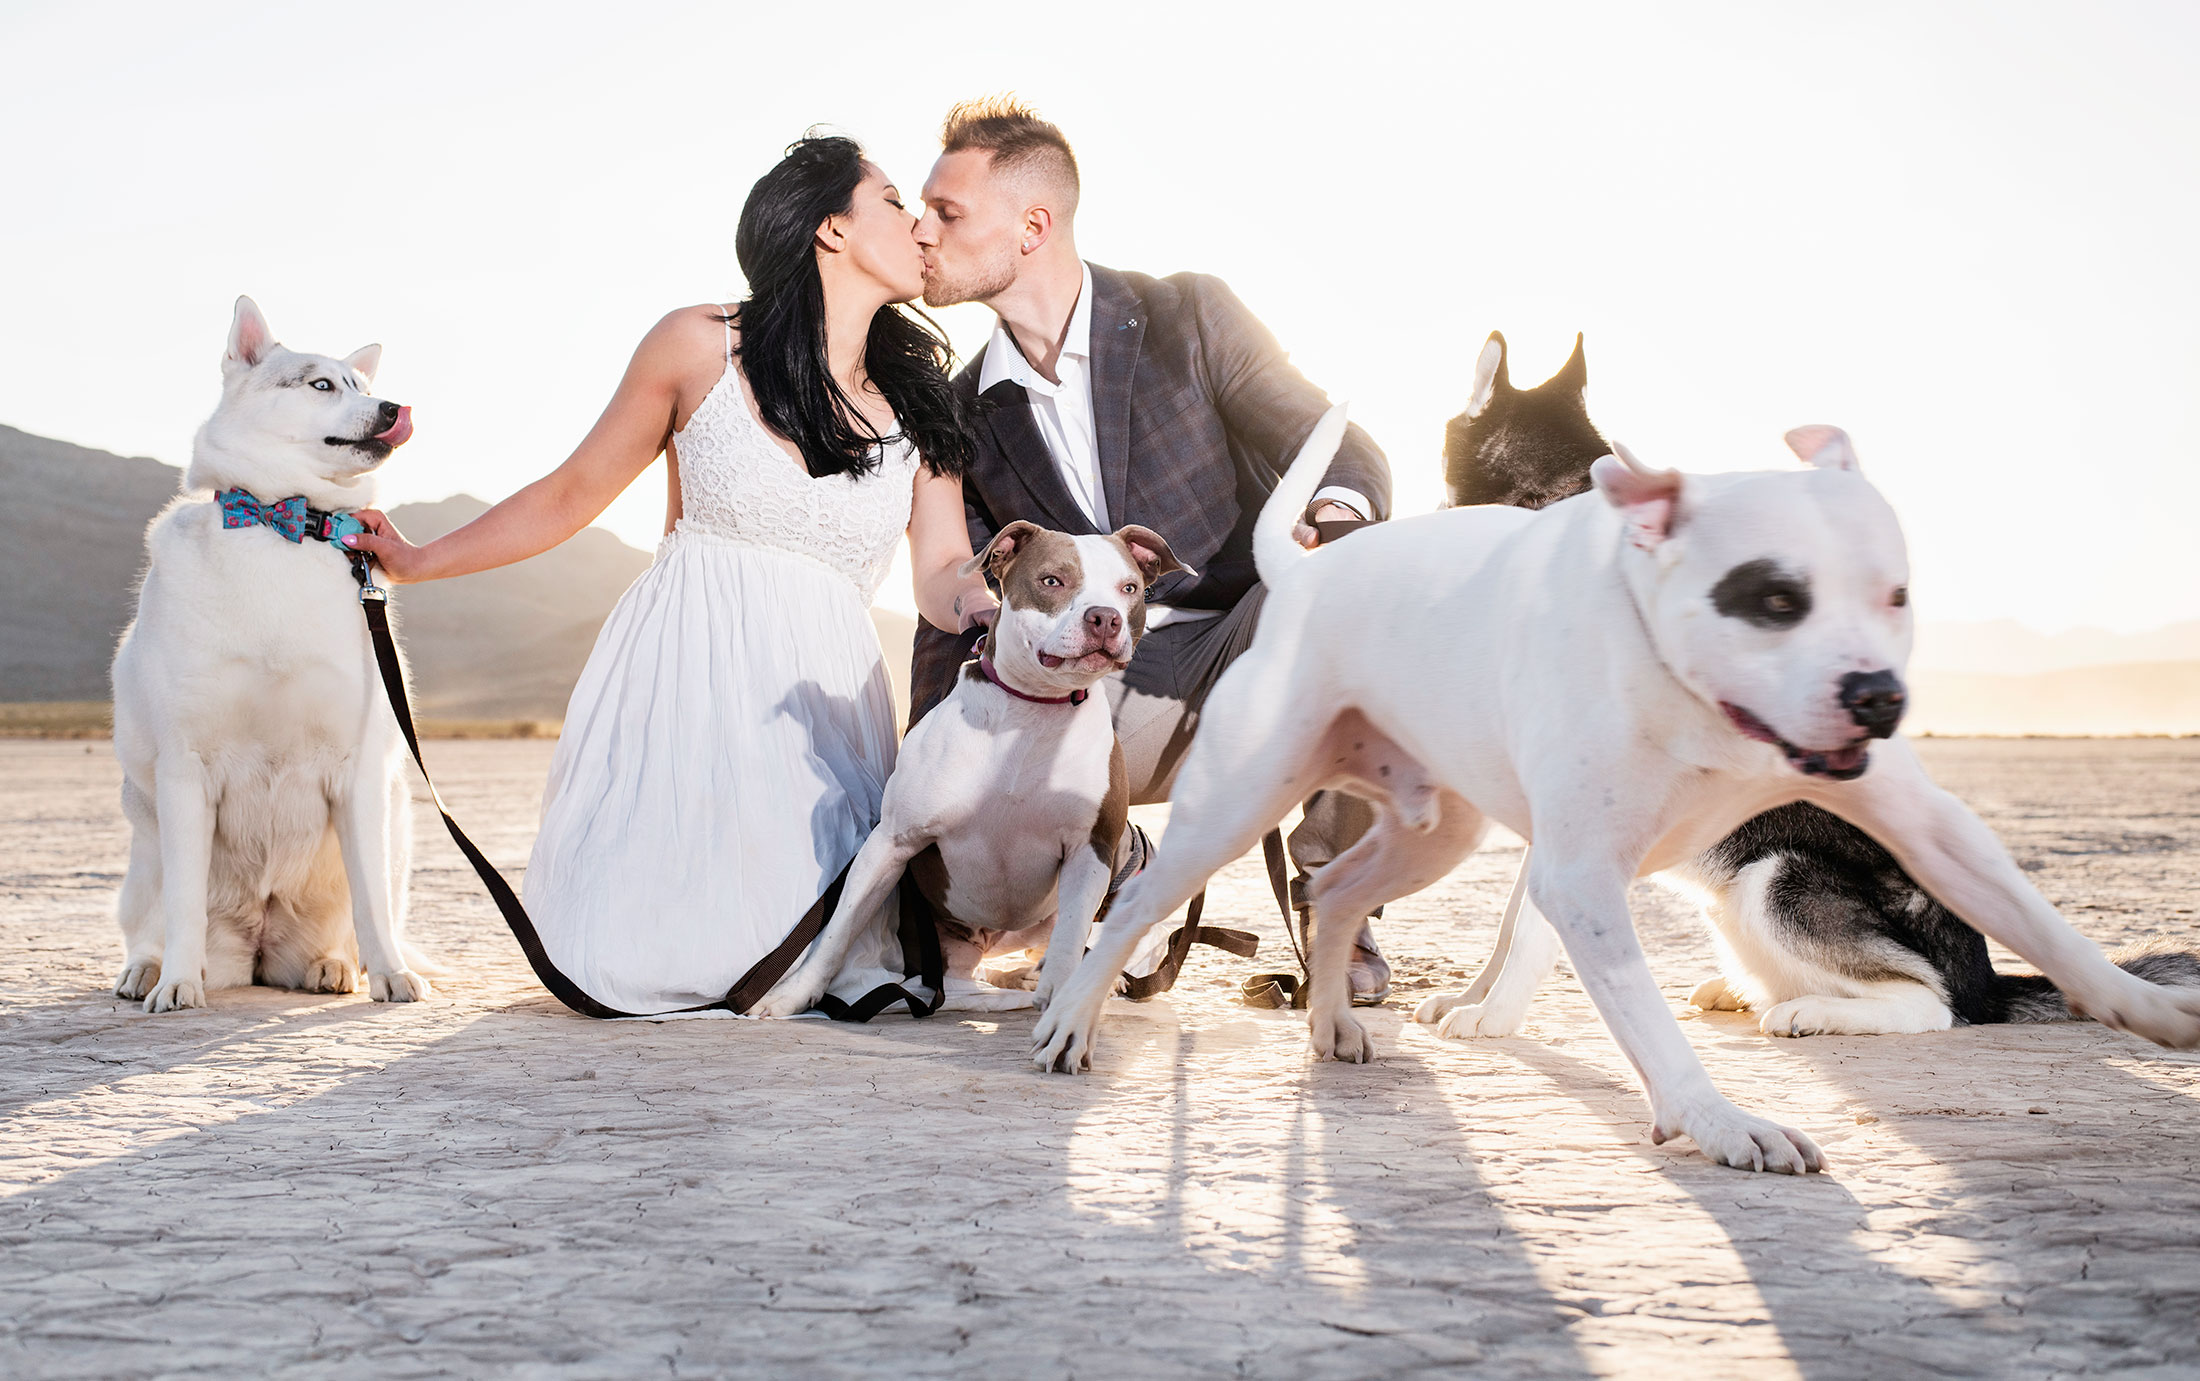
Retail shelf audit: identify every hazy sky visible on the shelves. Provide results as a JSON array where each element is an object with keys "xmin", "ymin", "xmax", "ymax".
[{"xmin": 4, "ymin": 1, "xmax": 2195, "ymax": 632}]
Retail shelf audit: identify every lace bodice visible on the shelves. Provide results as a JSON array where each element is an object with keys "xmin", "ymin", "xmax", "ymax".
[{"xmin": 668, "ymin": 341, "xmax": 917, "ymax": 603}]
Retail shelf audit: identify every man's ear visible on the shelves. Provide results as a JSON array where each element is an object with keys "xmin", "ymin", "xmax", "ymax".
[
  {"xmin": 1784, "ymin": 424, "xmax": 1861, "ymax": 474},
  {"xmin": 1591, "ymin": 441, "xmax": 1685, "ymax": 550},
  {"xmin": 1111, "ymin": 525, "xmax": 1194, "ymax": 585},
  {"xmin": 959, "ymin": 519, "xmax": 1045, "ymax": 578},
  {"xmin": 1019, "ymin": 205, "xmax": 1054, "ymax": 254},
  {"xmin": 344, "ymin": 344, "xmax": 382, "ymax": 385},
  {"xmin": 226, "ymin": 295, "xmax": 274, "ymax": 374},
  {"xmin": 1465, "ymin": 331, "xmax": 1510, "ymax": 418}
]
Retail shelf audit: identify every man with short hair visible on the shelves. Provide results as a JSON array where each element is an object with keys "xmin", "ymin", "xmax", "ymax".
[{"xmin": 910, "ymin": 96, "xmax": 1395, "ymax": 1002}]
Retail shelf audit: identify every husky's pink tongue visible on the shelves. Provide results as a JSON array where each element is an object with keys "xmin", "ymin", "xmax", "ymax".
[{"xmin": 375, "ymin": 406, "xmax": 414, "ymax": 447}]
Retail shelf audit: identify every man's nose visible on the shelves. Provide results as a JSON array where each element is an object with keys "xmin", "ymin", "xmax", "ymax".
[
  {"xmin": 1084, "ymin": 606, "xmax": 1122, "ymax": 642},
  {"xmin": 1838, "ymin": 669, "xmax": 1906, "ymax": 738}
]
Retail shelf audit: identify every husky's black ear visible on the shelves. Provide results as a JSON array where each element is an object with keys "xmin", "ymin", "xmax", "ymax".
[
  {"xmin": 225, "ymin": 296, "xmax": 274, "ymax": 373},
  {"xmin": 1465, "ymin": 331, "xmax": 1511, "ymax": 418},
  {"xmin": 1548, "ymin": 333, "xmax": 1587, "ymax": 394}
]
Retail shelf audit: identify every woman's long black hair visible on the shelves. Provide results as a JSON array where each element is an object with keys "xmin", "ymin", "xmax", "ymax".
[{"xmin": 728, "ymin": 133, "xmax": 974, "ymax": 479}]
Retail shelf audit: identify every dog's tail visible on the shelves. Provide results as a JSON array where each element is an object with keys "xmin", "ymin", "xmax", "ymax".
[
  {"xmin": 1253, "ymin": 404, "xmax": 1351, "ymax": 588},
  {"xmin": 1994, "ymin": 942, "xmax": 2200, "ymax": 1023},
  {"xmin": 400, "ymin": 939, "xmax": 449, "ymax": 981}
]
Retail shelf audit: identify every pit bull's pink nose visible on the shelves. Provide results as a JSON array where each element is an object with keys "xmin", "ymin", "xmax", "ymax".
[{"xmin": 1084, "ymin": 607, "xmax": 1122, "ymax": 641}]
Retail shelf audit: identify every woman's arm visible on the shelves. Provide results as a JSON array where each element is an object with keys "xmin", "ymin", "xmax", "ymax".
[
  {"xmin": 908, "ymin": 465, "xmax": 998, "ymax": 635},
  {"xmin": 346, "ymin": 309, "xmax": 715, "ymax": 582}
]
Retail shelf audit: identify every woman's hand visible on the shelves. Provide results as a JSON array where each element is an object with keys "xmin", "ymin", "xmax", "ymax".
[
  {"xmin": 909, "ymin": 465, "xmax": 999, "ymax": 635},
  {"xmin": 343, "ymin": 509, "xmax": 432, "ymax": 584}
]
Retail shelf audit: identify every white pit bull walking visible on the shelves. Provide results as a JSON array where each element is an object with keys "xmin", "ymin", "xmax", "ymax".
[
  {"xmin": 1030, "ymin": 407, "xmax": 2200, "ymax": 1172},
  {"xmin": 754, "ymin": 519, "xmax": 1187, "ymax": 1018}
]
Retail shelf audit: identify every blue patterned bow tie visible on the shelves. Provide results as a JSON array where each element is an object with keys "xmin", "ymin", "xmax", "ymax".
[{"xmin": 216, "ymin": 488, "xmax": 368, "ymax": 550}]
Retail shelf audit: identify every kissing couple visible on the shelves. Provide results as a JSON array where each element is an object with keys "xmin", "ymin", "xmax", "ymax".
[{"xmin": 348, "ymin": 97, "xmax": 1396, "ymax": 1019}]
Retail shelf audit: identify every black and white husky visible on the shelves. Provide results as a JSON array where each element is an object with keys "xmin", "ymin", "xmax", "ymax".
[{"xmin": 1442, "ymin": 330, "xmax": 2200, "ymax": 1035}]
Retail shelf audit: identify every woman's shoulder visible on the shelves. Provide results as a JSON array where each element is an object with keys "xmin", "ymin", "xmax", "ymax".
[{"xmin": 642, "ymin": 302, "xmax": 740, "ymax": 351}]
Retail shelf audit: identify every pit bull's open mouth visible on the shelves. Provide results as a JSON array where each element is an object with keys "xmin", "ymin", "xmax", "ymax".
[
  {"xmin": 1037, "ymin": 648, "xmax": 1127, "ymax": 673},
  {"xmin": 325, "ymin": 405, "xmax": 413, "ymax": 457},
  {"xmin": 1721, "ymin": 702, "xmax": 1871, "ymax": 780}
]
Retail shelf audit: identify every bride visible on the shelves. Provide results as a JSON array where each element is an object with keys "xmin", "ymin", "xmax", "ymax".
[{"xmin": 347, "ymin": 134, "xmax": 997, "ymax": 1016}]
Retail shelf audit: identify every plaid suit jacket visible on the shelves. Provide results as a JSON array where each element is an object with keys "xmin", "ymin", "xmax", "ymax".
[{"xmin": 908, "ymin": 262, "xmax": 1392, "ymax": 724}]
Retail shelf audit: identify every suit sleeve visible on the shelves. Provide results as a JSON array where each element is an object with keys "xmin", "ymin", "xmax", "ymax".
[{"xmin": 1191, "ymin": 276, "xmax": 1393, "ymax": 521}]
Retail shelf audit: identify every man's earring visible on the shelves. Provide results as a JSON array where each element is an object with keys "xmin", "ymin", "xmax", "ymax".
[{"xmin": 1022, "ymin": 240, "xmax": 1032, "ymax": 251}]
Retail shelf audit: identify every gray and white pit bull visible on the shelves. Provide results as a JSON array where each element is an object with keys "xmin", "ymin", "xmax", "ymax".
[
  {"xmin": 1031, "ymin": 407, "xmax": 2200, "ymax": 1173},
  {"xmin": 753, "ymin": 520, "xmax": 1187, "ymax": 1018}
]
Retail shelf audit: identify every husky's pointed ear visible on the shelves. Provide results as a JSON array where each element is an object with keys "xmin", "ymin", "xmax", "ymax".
[
  {"xmin": 344, "ymin": 344, "xmax": 383, "ymax": 385},
  {"xmin": 959, "ymin": 519, "xmax": 1045, "ymax": 578},
  {"xmin": 1465, "ymin": 331, "xmax": 1510, "ymax": 418},
  {"xmin": 1548, "ymin": 332, "xmax": 1587, "ymax": 394},
  {"xmin": 1785, "ymin": 424, "xmax": 1860, "ymax": 474},
  {"xmin": 1592, "ymin": 441, "xmax": 1684, "ymax": 550},
  {"xmin": 225, "ymin": 296, "xmax": 274, "ymax": 373}
]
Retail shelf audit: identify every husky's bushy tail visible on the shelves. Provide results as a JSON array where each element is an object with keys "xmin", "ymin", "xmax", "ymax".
[
  {"xmin": 1253, "ymin": 404, "xmax": 1351, "ymax": 587},
  {"xmin": 1997, "ymin": 943, "xmax": 2200, "ymax": 1023}
]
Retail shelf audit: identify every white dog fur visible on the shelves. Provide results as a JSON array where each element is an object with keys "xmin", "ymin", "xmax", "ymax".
[
  {"xmin": 110, "ymin": 296, "xmax": 430, "ymax": 1012},
  {"xmin": 1029, "ymin": 407, "xmax": 2200, "ymax": 1173}
]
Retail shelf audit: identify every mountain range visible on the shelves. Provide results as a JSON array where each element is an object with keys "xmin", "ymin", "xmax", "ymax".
[
  {"xmin": 0, "ymin": 424, "xmax": 917, "ymax": 724},
  {"xmin": 1, "ymin": 423, "xmax": 2189, "ymax": 734}
]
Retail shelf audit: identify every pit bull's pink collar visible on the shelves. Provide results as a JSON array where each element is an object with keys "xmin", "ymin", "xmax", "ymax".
[{"xmin": 977, "ymin": 654, "xmax": 1088, "ymax": 706}]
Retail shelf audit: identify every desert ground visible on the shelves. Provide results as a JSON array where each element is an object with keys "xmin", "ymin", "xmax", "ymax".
[{"xmin": 3, "ymin": 736, "xmax": 2197, "ymax": 1379}]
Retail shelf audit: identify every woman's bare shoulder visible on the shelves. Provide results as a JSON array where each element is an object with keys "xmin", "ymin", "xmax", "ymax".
[{"xmin": 627, "ymin": 304, "xmax": 741, "ymax": 384}]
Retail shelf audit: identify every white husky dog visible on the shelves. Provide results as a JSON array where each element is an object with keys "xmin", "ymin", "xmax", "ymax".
[{"xmin": 111, "ymin": 296, "xmax": 430, "ymax": 1012}]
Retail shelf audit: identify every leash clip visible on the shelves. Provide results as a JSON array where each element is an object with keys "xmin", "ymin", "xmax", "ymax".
[{"xmin": 346, "ymin": 549, "xmax": 388, "ymax": 604}]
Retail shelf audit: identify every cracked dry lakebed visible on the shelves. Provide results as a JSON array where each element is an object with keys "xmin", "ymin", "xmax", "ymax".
[{"xmin": 3, "ymin": 737, "xmax": 2197, "ymax": 1378}]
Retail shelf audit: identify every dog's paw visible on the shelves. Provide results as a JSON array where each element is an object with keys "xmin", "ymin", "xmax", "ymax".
[
  {"xmin": 1433, "ymin": 999, "xmax": 1527, "ymax": 1040},
  {"xmin": 144, "ymin": 974, "xmax": 206, "ymax": 1013},
  {"xmin": 369, "ymin": 970, "xmax": 432, "ymax": 1003},
  {"xmin": 1413, "ymin": 990, "xmax": 1470, "ymax": 1024},
  {"xmin": 1758, "ymin": 998, "xmax": 1831, "ymax": 1038},
  {"xmin": 1654, "ymin": 1099, "xmax": 1823, "ymax": 1174},
  {"xmin": 1691, "ymin": 976, "xmax": 1747, "ymax": 1011},
  {"xmin": 2086, "ymin": 980, "xmax": 2200, "ymax": 1050},
  {"xmin": 1031, "ymin": 981, "xmax": 1107, "ymax": 1073},
  {"xmin": 751, "ymin": 967, "xmax": 826, "ymax": 1019},
  {"xmin": 115, "ymin": 958, "xmax": 162, "ymax": 1001},
  {"xmin": 302, "ymin": 956, "xmax": 358, "ymax": 995},
  {"xmin": 1309, "ymin": 1006, "xmax": 1372, "ymax": 1064}
]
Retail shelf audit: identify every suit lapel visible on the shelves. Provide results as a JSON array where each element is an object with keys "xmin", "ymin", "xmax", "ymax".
[
  {"xmin": 980, "ymin": 380, "xmax": 1090, "ymax": 533},
  {"xmin": 1087, "ymin": 264, "xmax": 1144, "ymax": 531}
]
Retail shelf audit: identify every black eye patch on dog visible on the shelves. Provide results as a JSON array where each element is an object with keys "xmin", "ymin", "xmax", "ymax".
[{"xmin": 1711, "ymin": 559, "xmax": 1812, "ymax": 629}]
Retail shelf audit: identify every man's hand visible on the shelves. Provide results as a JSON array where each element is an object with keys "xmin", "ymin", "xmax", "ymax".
[
  {"xmin": 1294, "ymin": 501, "xmax": 1362, "ymax": 550},
  {"xmin": 341, "ymin": 510, "xmax": 429, "ymax": 584}
]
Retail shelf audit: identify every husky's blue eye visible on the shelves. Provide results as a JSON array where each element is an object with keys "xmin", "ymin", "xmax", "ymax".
[{"xmin": 311, "ymin": 379, "xmax": 333, "ymax": 392}]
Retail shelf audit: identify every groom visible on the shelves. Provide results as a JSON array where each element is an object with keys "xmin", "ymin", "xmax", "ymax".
[{"xmin": 908, "ymin": 96, "xmax": 1398, "ymax": 1002}]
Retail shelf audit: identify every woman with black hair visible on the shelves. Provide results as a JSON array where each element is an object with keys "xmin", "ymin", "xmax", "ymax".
[{"xmin": 347, "ymin": 135, "xmax": 999, "ymax": 1016}]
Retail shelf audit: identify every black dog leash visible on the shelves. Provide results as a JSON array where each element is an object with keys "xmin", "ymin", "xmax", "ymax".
[{"xmin": 344, "ymin": 552, "xmax": 940, "ymax": 1021}]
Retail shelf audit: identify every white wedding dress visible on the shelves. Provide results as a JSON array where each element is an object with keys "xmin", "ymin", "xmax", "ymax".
[{"xmin": 522, "ymin": 318, "xmax": 919, "ymax": 1015}]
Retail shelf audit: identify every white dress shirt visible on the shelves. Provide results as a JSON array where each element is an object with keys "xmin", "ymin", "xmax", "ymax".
[{"xmin": 979, "ymin": 262, "xmax": 1367, "ymax": 627}]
